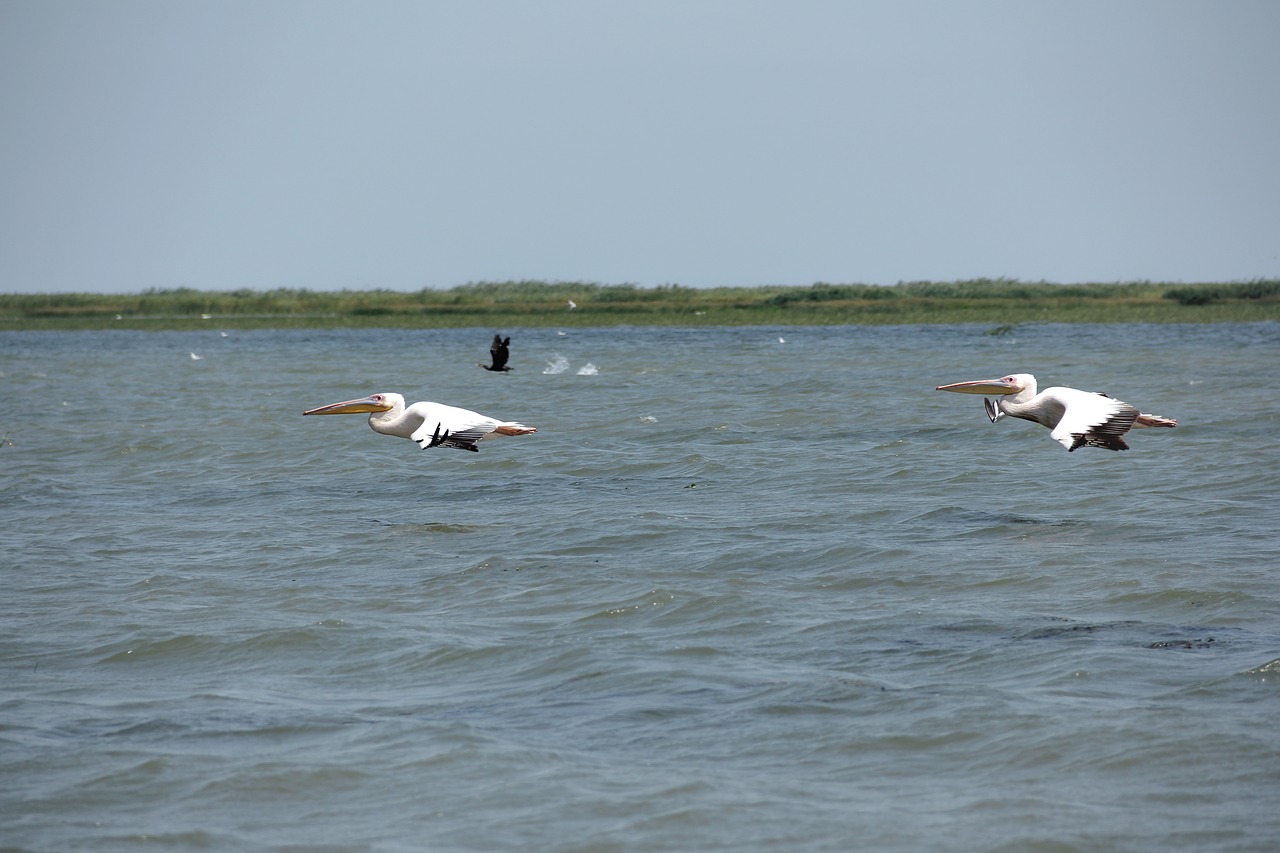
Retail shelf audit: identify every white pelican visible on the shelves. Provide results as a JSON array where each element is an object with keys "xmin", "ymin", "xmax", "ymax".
[
  {"xmin": 303, "ymin": 392, "xmax": 536, "ymax": 452},
  {"xmin": 479, "ymin": 334, "xmax": 512, "ymax": 372},
  {"xmin": 936, "ymin": 373, "xmax": 1177, "ymax": 451}
]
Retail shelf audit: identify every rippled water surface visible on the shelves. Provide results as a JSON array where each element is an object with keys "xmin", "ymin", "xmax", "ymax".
[{"xmin": 3, "ymin": 323, "xmax": 1279, "ymax": 852}]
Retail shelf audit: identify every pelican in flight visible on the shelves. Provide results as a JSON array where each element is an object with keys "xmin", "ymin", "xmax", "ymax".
[
  {"xmin": 479, "ymin": 334, "xmax": 512, "ymax": 372},
  {"xmin": 936, "ymin": 373, "xmax": 1177, "ymax": 451},
  {"xmin": 303, "ymin": 392, "xmax": 536, "ymax": 452}
]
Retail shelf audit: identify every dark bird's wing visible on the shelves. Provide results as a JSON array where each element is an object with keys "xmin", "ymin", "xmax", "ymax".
[{"xmin": 489, "ymin": 335, "xmax": 511, "ymax": 370}]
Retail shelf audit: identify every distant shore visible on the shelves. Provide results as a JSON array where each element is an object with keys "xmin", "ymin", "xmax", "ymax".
[{"xmin": 2, "ymin": 279, "xmax": 1277, "ymax": 331}]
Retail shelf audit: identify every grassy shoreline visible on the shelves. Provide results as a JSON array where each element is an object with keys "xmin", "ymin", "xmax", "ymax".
[{"xmin": 2, "ymin": 279, "xmax": 1277, "ymax": 330}]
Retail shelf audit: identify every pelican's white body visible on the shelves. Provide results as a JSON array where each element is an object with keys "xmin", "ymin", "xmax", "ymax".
[
  {"xmin": 304, "ymin": 392, "xmax": 535, "ymax": 453},
  {"xmin": 937, "ymin": 373, "xmax": 1176, "ymax": 452}
]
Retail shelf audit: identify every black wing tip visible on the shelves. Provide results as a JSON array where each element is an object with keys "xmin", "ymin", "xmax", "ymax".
[
  {"xmin": 1069, "ymin": 433, "xmax": 1130, "ymax": 451},
  {"xmin": 421, "ymin": 423, "xmax": 454, "ymax": 449}
]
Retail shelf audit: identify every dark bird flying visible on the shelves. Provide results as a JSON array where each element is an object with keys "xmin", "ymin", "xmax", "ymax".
[{"xmin": 480, "ymin": 334, "xmax": 512, "ymax": 372}]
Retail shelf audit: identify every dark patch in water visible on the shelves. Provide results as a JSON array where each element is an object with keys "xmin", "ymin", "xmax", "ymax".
[
  {"xmin": 1014, "ymin": 618, "xmax": 1242, "ymax": 651},
  {"xmin": 906, "ymin": 507, "xmax": 1088, "ymax": 529},
  {"xmin": 1014, "ymin": 620, "xmax": 1142, "ymax": 641},
  {"xmin": 362, "ymin": 518, "xmax": 481, "ymax": 534},
  {"xmin": 1149, "ymin": 637, "xmax": 1219, "ymax": 650}
]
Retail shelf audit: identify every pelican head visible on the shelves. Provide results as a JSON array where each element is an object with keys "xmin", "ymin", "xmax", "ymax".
[
  {"xmin": 935, "ymin": 373, "xmax": 1035, "ymax": 396},
  {"xmin": 303, "ymin": 393, "xmax": 399, "ymax": 416}
]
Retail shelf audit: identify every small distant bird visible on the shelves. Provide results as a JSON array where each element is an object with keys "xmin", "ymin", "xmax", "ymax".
[
  {"xmin": 303, "ymin": 392, "xmax": 535, "ymax": 453},
  {"xmin": 479, "ymin": 334, "xmax": 512, "ymax": 372},
  {"xmin": 936, "ymin": 373, "xmax": 1177, "ymax": 451},
  {"xmin": 189, "ymin": 352, "xmax": 203, "ymax": 360},
  {"xmin": 567, "ymin": 299, "xmax": 577, "ymax": 310}
]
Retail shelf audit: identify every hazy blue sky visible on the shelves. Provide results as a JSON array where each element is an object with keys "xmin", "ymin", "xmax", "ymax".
[{"xmin": 2, "ymin": 1, "xmax": 1277, "ymax": 293}]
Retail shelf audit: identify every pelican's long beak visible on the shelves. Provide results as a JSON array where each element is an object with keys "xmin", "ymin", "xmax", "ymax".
[
  {"xmin": 303, "ymin": 396, "xmax": 393, "ymax": 416},
  {"xmin": 935, "ymin": 377, "xmax": 1019, "ymax": 395}
]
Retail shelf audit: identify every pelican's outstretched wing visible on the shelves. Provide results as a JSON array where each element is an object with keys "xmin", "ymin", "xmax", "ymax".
[
  {"xmin": 420, "ymin": 423, "xmax": 457, "ymax": 449},
  {"xmin": 421, "ymin": 427, "xmax": 483, "ymax": 451},
  {"xmin": 410, "ymin": 414, "xmax": 493, "ymax": 452},
  {"xmin": 1046, "ymin": 388, "xmax": 1139, "ymax": 451},
  {"xmin": 406, "ymin": 401, "xmax": 533, "ymax": 452}
]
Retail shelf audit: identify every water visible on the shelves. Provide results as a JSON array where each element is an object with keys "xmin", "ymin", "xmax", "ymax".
[{"xmin": 2, "ymin": 323, "xmax": 1278, "ymax": 852}]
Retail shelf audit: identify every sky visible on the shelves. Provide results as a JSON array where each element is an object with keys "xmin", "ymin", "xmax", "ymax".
[{"xmin": 2, "ymin": 1, "xmax": 1278, "ymax": 294}]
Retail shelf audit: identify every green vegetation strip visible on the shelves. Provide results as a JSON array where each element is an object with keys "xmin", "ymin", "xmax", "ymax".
[{"xmin": 2, "ymin": 279, "xmax": 1277, "ymax": 330}]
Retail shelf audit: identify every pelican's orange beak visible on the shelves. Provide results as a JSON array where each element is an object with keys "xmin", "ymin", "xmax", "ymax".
[
  {"xmin": 935, "ymin": 377, "xmax": 1020, "ymax": 396},
  {"xmin": 303, "ymin": 396, "xmax": 393, "ymax": 416}
]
